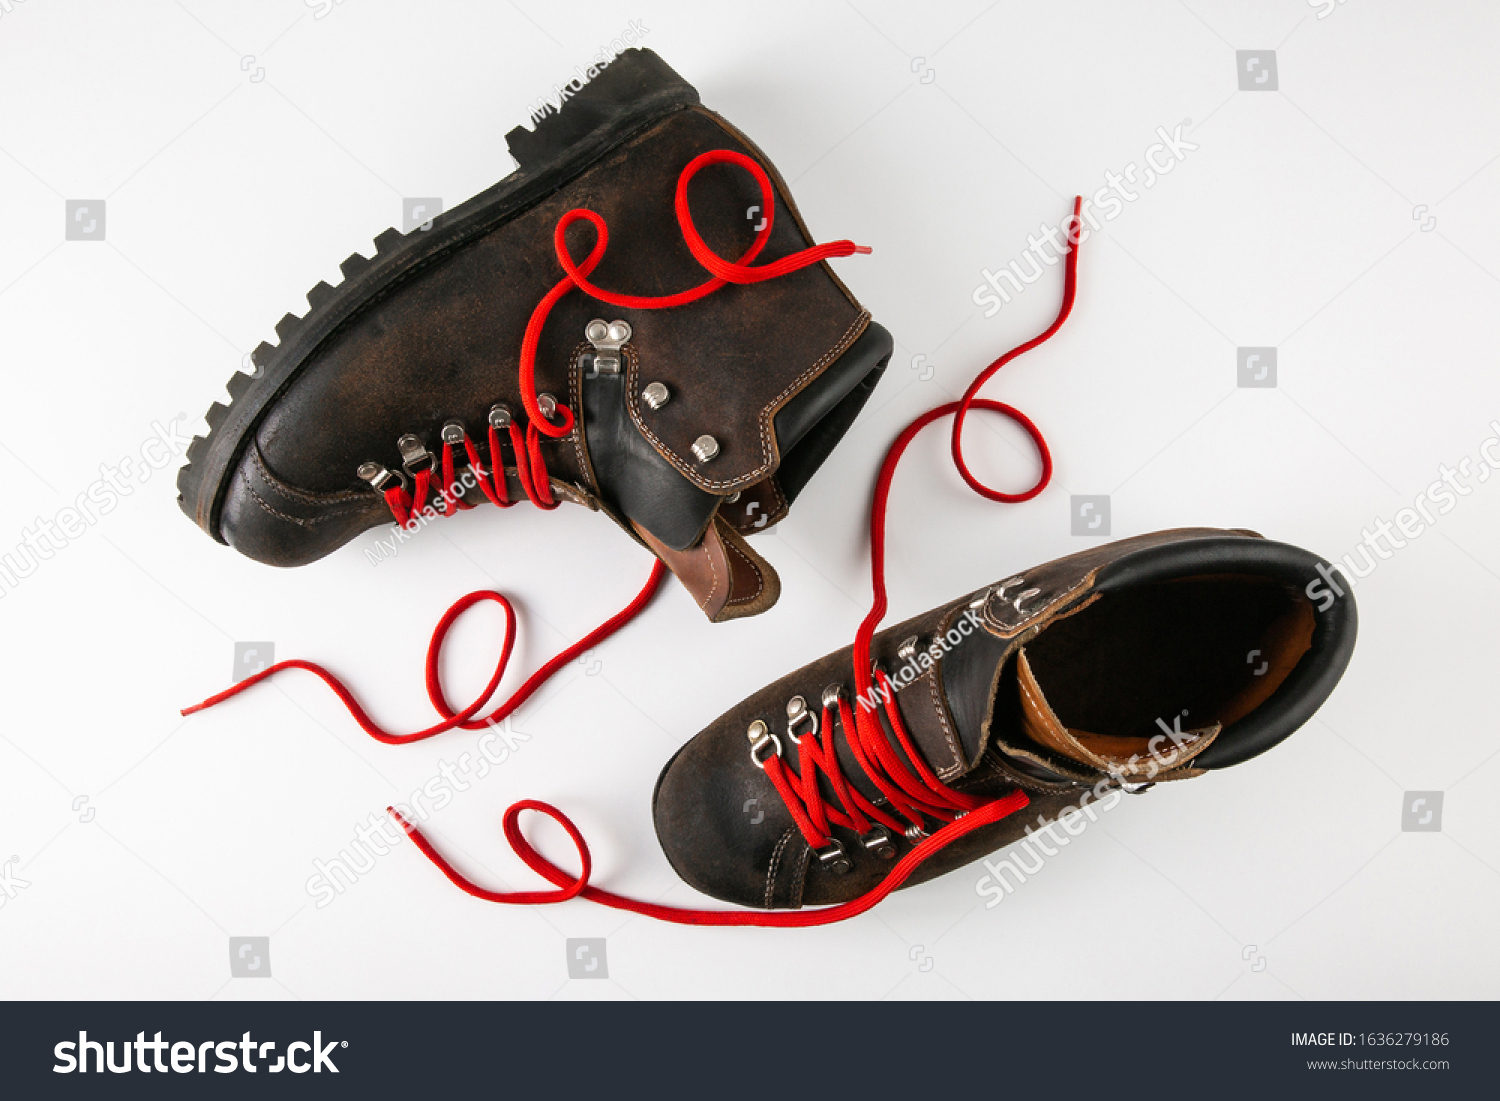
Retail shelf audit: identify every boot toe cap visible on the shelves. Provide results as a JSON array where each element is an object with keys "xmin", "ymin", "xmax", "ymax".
[
  {"xmin": 216, "ymin": 439, "xmax": 388, "ymax": 567},
  {"xmin": 652, "ymin": 708, "xmax": 807, "ymax": 911}
]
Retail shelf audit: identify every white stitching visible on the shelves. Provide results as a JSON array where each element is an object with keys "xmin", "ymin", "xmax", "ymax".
[
  {"xmin": 927, "ymin": 667, "xmax": 964, "ymax": 780},
  {"xmin": 250, "ymin": 445, "xmax": 366, "ymax": 505},
  {"xmin": 697, "ymin": 538, "xmax": 721, "ymax": 612},
  {"xmin": 721, "ymin": 534, "xmax": 765, "ymax": 606},
  {"xmin": 240, "ymin": 467, "xmax": 372, "ymax": 526},
  {"xmin": 764, "ymin": 827, "xmax": 795, "ymax": 909},
  {"xmin": 623, "ymin": 310, "xmax": 871, "ymax": 490}
]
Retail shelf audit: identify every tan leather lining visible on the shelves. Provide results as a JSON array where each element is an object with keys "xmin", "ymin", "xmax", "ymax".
[
  {"xmin": 632, "ymin": 515, "xmax": 780, "ymax": 622},
  {"xmin": 1014, "ymin": 648, "xmax": 1220, "ymax": 778}
]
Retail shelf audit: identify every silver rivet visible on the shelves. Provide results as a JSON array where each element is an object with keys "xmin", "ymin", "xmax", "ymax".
[
  {"xmin": 357, "ymin": 462, "xmax": 402, "ymax": 493},
  {"xmin": 585, "ymin": 319, "xmax": 609, "ymax": 343},
  {"xmin": 691, "ymin": 435, "xmax": 720, "ymax": 463},
  {"xmin": 862, "ymin": 826, "xmax": 897, "ymax": 860},
  {"xmin": 746, "ymin": 719, "xmax": 768, "ymax": 743},
  {"xmin": 441, "ymin": 421, "xmax": 465, "ymax": 445},
  {"xmin": 816, "ymin": 839, "xmax": 853, "ymax": 875},
  {"xmin": 642, "ymin": 382, "xmax": 670, "ymax": 410},
  {"xmin": 821, "ymin": 684, "xmax": 842, "ymax": 709},
  {"xmin": 488, "ymin": 403, "xmax": 512, "ymax": 429},
  {"xmin": 537, "ymin": 393, "xmax": 558, "ymax": 418},
  {"xmin": 607, "ymin": 320, "xmax": 632, "ymax": 343},
  {"xmin": 786, "ymin": 696, "xmax": 806, "ymax": 719},
  {"xmin": 897, "ymin": 636, "xmax": 919, "ymax": 662},
  {"xmin": 397, "ymin": 434, "xmax": 425, "ymax": 463},
  {"xmin": 725, "ymin": 491, "xmax": 741, "ymax": 504}
]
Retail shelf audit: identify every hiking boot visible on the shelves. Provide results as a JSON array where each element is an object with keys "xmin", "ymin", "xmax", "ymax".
[
  {"xmin": 652, "ymin": 528, "xmax": 1357, "ymax": 908},
  {"xmin": 176, "ymin": 48, "xmax": 891, "ymax": 621}
]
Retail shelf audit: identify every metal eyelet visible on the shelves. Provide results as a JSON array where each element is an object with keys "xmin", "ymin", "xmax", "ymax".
[
  {"xmin": 397, "ymin": 434, "xmax": 433, "ymax": 476},
  {"xmin": 785, "ymin": 695, "xmax": 817, "ymax": 744},
  {"xmin": 747, "ymin": 720, "xmax": 781, "ymax": 769},
  {"xmin": 820, "ymin": 684, "xmax": 843, "ymax": 710},
  {"xmin": 861, "ymin": 825, "xmax": 897, "ymax": 860},
  {"xmin": 903, "ymin": 824, "xmax": 928, "ymax": 841},
  {"xmin": 441, "ymin": 420, "xmax": 466, "ymax": 446},
  {"xmin": 994, "ymin": 576, "xmax": 1024, "ymax": 600},
  {"xmin": 815, "ymin": 838, "xmax": 853, "ymax": 875},
  {"xmin": 357, "ymin": 462, "xmax": 407, "ymax": 494},
  {"xmin": 488, "ymin": 403, "xmax": 513, "ymax": 430}
]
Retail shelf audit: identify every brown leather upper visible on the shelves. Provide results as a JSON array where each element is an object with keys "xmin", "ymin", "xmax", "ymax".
[
  {"xmin": 251, "ymin": 106, "xmax": 866, "ymax": 501},
  {"xmin": 654, "ymin": 528, "xmax": 1352, "ymax": 909}
]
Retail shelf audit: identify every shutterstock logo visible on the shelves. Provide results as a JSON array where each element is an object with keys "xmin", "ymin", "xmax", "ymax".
[{"xmin": 54, "ymin": 1031, "xmax": 345, "ymax": 1074}]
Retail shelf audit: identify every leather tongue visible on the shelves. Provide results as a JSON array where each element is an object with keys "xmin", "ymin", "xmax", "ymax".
[
  {"xmin": 633, "ymin": 514, "xmax": 781, "ymax": 623},
  {"xmin": 1013, "ymin": 648, "xmax": 1219, "ymax": 779}
]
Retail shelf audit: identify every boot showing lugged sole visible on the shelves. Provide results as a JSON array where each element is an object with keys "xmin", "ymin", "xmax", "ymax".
[
  {"xmin": 652, "ymin": 529, "xmax": 1357, "ymax": 909},
  {"xmin": 177, "ymin": 49, "xmax": 892, "ymax": 621}
]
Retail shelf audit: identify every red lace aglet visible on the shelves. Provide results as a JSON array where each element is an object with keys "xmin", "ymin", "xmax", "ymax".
[{"xmin": 853, "ymin": 245, "xmax": 872, "ymax": 254}]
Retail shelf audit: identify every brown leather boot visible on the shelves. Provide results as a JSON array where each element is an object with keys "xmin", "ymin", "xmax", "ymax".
[
  {"xmin": 177, "ymin": 49, "xmax": 891, "ymax": 621},
  {"xmin": 651, "ymin": 528, "xmax": 1357, "ymax": 908}
]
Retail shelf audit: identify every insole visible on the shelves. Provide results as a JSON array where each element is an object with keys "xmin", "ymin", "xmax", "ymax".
[{"xmin": 1019, "ymin": 574, "xmax": 1314, "ymax": 743}]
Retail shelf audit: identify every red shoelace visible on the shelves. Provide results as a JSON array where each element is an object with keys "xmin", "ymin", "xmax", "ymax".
[
  {"xmin": 184, "ymin": 166, "xmax": 1084, "ymax": 925},
  {"xmin": 378, "ymin": 407, "xmax": 562, "ymax": 524},
  {"xmin": 377, "ymin": 148, "xmax": 870, "ymax": 529}
]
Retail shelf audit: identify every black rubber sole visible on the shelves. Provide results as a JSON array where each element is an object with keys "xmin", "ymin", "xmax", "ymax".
[{"xmin": 177, "ymin": 49, "xmax": 700, "ymax": 542}]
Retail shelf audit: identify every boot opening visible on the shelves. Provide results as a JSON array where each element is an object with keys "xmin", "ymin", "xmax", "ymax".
[{"xmin": 1001, "ymin": 574, "xmax": 1316, "ymax": 764}]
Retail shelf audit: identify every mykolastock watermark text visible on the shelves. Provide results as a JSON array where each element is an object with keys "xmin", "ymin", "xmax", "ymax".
[{"xmin": 524, "ymin": 20, "xmax": 650, "ymax": 127}]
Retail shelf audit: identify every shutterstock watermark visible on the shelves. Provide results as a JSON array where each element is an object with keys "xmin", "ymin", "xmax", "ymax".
[
  {"xmin": 0, "ymin": 0, "xmax": 32, "ymax": 19},
  {"xmin": 306, "ymin": 718, "xmax": 531, "ymax": 906},
  {"xmin": 525, "ymin": 20, "xmax": 650, "ymax": 126},
  {"xmin": 974, "ymin": 789, "xmax": 1121, "ymax": 907},
  {"xmin": 1305, "ymin": 419, "xmax": 1500, "ymax": 611},
  {"xmin": 974, "ymin": 716, "xmax": 1201, "ymax": 907},
  {"xmin": 0, "ymin": 417, "xmax": 191, "ymax": 598},
  {"xmin": 972, "ymin": 124, "xmax": 1199, "ymax": 317}
]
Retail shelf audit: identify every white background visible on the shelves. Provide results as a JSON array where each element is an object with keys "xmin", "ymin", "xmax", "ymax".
[{"xmin": 1, "ymin": 0, "xmax": 1497, "ymax": 1001}]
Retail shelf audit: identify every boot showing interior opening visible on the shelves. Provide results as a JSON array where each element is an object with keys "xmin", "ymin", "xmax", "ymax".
[{"xmin": 1003, "ymin": 574, "xmax": 1316, "ymax": 766}]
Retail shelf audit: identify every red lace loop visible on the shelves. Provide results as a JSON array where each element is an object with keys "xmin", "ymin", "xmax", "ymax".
[
  {"xmin": 181, "ymin": 562, "xmax": 667, "ymax": 744},
  {"xmin": 381, "ymin": 148, "xmax": 870, "ymax": 527},
  {"xmin": 388, "ymin": 789, "xmax": 1030, "ymax": 927},
  {"xmin": 519, "ymin": 149, "xmax": 871, "ymax": 438}
]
